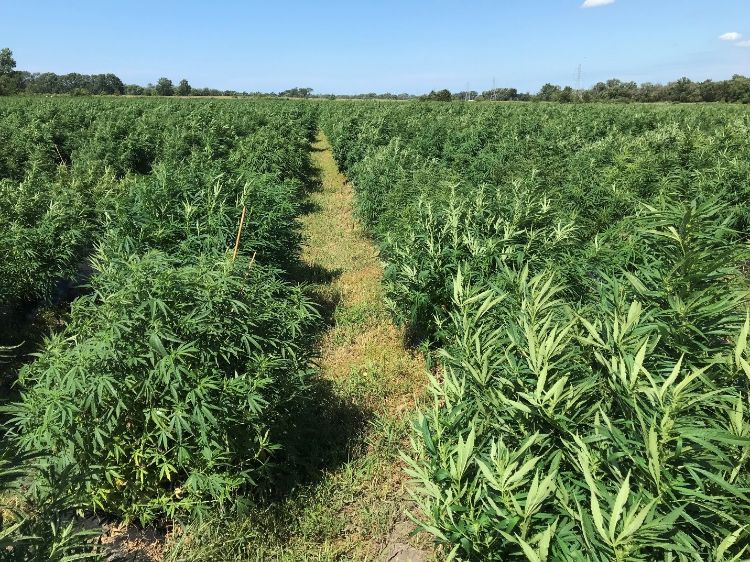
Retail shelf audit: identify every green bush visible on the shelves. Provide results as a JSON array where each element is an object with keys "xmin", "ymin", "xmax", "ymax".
[
  {"xmin": 10, "ymin": 251, "xmax": 317, "ymax": 523},
  {"xmin": 0, "ymin": 97, "xmax": 317, "ymax": 312},
  {"xmin": 4, "ymin": 97, "xmax": 320, "ymax": 526},
  {"xmin": 404, "ymin": 199, "xmax": 750, "ymax": 560},
  {"xmin": 0, "ymin": 453, "xmax": 103, "ymax": 562},
  {"xmin": 102, "ymin": 159, "xmax": 303, "ymax": 270},
  {"xmin": 0, "ymin": 169, "xmax": 97, "ymax": 306}
]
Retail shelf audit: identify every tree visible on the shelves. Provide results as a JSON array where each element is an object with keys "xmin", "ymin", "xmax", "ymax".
[
  {"xmin": 90, "ymin": 73, "xmax": 124, "ymax": 95},
  {"xmin": 635, "ymin": 82, "xmax": 665, "ymax": 103},
  {"xmin": 177, "ymin": 79, "xmax": 191, "ymax": 96},
  {"xmin": 663, "ymin": 77, "xmax": 700, "ymax": 103},
  {"xmin": 453, "ymin": 90, "xmax": 478, "ymax": 101},
  {"xmin": 537, "ymin": 83, "xmax": 561, "ymax": 101},
  {"xmin": 420, "ymin": 89, "xmax": 452, "ymax": 102},
  {"xmin": 26, "ymin": 72, "xmax": 59, "ymax": 94},
  {"xmin": 726, "ymin": 74, "xmax": 750, "ymax": 103},
  {"xmin": 279, "ymin": 87, "xmax": 313, "ymax": 98},
  {"xmin": 0, "ymin": 48, "xmax": 16, "ymax": 75},
  {"xmin": 481, "ymin": 87, "xmax": 519, "ymax": 101},
  {"xmin": 155, "ymin": 77, "xmax": 174, "ymax": 96},
  {"xmin": 558, "ymin": 85, "xmax": 575, "ymax": 103},
  {"xmin": 697, "ymin": 80, "xmax": 723, "ymax": 103},
  {"xmin": 0, "ymin": 47, "xmax": 18, "ymax": 95},
  {"xmin": 595, "ymin": 78, "xmax": 638, "ymax": 101}
]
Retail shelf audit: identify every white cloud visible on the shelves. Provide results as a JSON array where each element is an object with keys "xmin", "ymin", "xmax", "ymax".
[
  {"xmin": 581, "ymin": 0, "xmax": 615, "ymax": 7},
  {"xmin": 736, "ymin": 40, "xmax": 750, "ymax": 47},
  {"xmin": 719, "ymin": 32, "xmax": 742, "ymax": 41}
]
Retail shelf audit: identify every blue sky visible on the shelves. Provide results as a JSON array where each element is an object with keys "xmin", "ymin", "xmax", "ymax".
[{"xmin": 1, "ymin": 1, "xmax": 749, "ymax": 94}]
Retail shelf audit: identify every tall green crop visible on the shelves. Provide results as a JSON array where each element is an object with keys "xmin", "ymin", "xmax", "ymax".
[
  {"xmin": 320, "ymin": 99, "xmax": 750, "ymax": 560},
  {"xmin": 404, "ymin": 199, "xmax": 750, "ymax": 560},
  {"xmin": 3, "ymin": 97, "xmax": 321, "ymax": 525},
  {"xmin": 10, "ymin": 252, "xmax": 316, "ymax": 523}
]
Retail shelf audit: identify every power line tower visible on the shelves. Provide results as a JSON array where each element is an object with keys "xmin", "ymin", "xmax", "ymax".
[
  {"xmin": 576, "ymin": 64, "xmax": 583, "ymax": 100},
  {"xmin": 492, "ymin": 76, "xmax": 496, "ymax": 100}
]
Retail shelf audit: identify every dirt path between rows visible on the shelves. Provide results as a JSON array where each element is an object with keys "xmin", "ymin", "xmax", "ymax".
[{"xmin": 298, "ymin": 132, "xmax": 433, "ymax": 561}]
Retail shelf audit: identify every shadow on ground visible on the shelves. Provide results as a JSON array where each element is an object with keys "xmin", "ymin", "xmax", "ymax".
[{"xmin": 258, "ymin": 139, "xmax": 371, "ymax": 501}]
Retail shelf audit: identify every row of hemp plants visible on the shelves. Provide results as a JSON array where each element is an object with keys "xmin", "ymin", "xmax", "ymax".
[
  {"xmin": 0, "ymin": 96, "xmax": 314, "ymax": 309},
  {"xmin": 405, "ymin": 198, "xmax": 750, "ymax": 560},
  {"xmin": 1, "ymin": 98, "xmax": 320, "ymax": 561},
  {"xmin": 319, "ymin": 99, "xmax": 750, "ymax": 559}
]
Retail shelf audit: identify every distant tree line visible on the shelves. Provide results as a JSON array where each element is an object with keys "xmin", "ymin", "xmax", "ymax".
[
  {"xmin": 3, "ymin": 47, "xmax": 750, "ymax": 103},
  {"xmin": 431, "ymin": 76, "xmax": 750, "ymax": 104},
  {"xmin": 124, "ymin": 77, "xmax": 257, "ymax": 97},
  {"xmin": 278, "ymin": 87, "xmax": 313, "ymax": 98},
  {"xmin": 0, "ymin": 48, "xmax": 266, "ymax": 97},
  {"xmin": 533, "ymin": 76, "xmax": 750, "ymax": 103},
  {"xmin": 0, "ymin": 48, "xmax": 124, "ymax": 95},
  {"xmin": 331, "ymin": 76, "xmax": 750, "ymax": 104},
  {"xmin": 278, "ymin": 88, "xmax": 415, "ymax": 100}
]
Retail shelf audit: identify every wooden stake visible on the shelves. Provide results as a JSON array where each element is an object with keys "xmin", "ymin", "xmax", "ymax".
[
  {"xmin": 53, "ymin": 143, "xmax": 67, "ymax": 167},
  {"xmin": 232, "ymin": 206, "xmax": 247, "ymax": 261}
]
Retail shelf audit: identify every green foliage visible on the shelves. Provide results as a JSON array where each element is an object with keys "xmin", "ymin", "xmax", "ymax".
[
  {"xmin": 177, "ymin": 79, "xmax": 191, "ymax": 96},
  {"xmin": 2, "ymin": 97, "xmax": 321, "ymax": 523},
  {"xmin": 0, "ymin": 97, "xmax": 317, "ymax": 310},
  {"xmin": 403, "ymin": 200, "xmax": 750, "ymax": 560},
  {"xmin": 321, "ymin": 100, "xmax": 750, "ymax": 560},
  {"xmin": 0, "ymin": 453, "xmax": 103, "ymax": 562},
  {"xmin": 4, "ymin": 92, "xmax": 750, "ymax": 559},
  {"xmin": 420, "ymin": 89, "xmax": 452, "ymax": 102},
  {"xmin": 0, "ymin": 48, "xmax": 16, "ymax": 76},
  {"xmin": 0, "ymin": 170, "xmax": 94, "ymax": 306},
  {"xmin": 349, "ymin": 137, "xmax": 439, "ymax": 232},
  {"xmin": 624, "ymin": 197, "xmax": 748, "ymax": 358},
  {"xmin": 155, "ymin": 77, "xmax": 175, "ymax": 96},
  {"xmin": 10, "ymin": 252, "xmax": 316, "ymax": 523}
]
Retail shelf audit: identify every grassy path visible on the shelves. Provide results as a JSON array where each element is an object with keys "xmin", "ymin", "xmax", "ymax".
[
  {"xmin": 284, "ymin": 132, "xmax": 431, "ymax": 560},
  {"xmin": 302, "ymin": 133, "xmax": 426, "ymax": 417}
]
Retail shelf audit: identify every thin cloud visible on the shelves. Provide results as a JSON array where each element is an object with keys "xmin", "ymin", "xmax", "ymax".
[
  {"xmin": 736, "ymin": 40, "xmax": 750, "ymax": 48},
  {"xmin": 581, "ymin": 0, "xmax": 615, "ymax": 7},
  {"xmin": 719, "ymin": 32, "xmax": 742, "ymax": 41}
]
